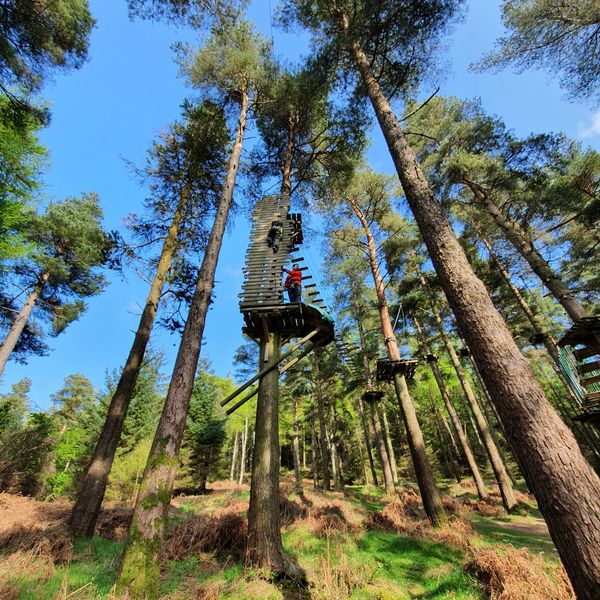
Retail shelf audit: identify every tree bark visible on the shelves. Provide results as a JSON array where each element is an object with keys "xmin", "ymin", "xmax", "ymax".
[
  {"xmin": 413, "ymin": 316, "xmax": 488, "ymax": 499},
  {"xmin": 348, "ymin": 196, "xmax": 445, "ymax": 524},
  {"xmin": 247, "ymin": 329, "xmax": 285, "ymax": 573},
  {"xmin": 115, "ymin": 90, "xmax": 249, "ymax": 599},
  {"xmin": 292, "ymin": 396, "xmax": 302, "ymax": 492},
  {"xmin": 420, "ymin": 276, "xmax": 517, "ymax": 511},
  {"xmin": 0, "ymin": 271, "xmax": 49, "ymax": 376},
  {"xmin": 238, "ymin": 417, "xmax": 249, "ymax": 486},
  {"xmin": 334, "ymin": 7, "xmax": 600, "ymax": 594},
  {"xmin": 314, "ymin": 350, "xmax": 330, "ymax": 491},
  {"xmin": 230, "ymin": 431, "xmax": 239, "ymax": 482},
  {"xmin": 463, "ymin": 180, "xmax": 587, "ymax": 322}
]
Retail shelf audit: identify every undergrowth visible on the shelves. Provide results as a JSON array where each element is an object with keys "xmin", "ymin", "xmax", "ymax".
[{"xmin": 0, "ymin": 480, "xmax": 573, "ymax": 599}]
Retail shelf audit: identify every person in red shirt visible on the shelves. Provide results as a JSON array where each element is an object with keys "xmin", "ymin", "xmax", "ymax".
[{"xmin": 282, "ymin": 264, "xmax": 302, "ymax": 303}]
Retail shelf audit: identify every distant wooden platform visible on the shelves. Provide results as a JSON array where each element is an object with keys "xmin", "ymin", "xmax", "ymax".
[
  {"xmin": 376, "ymin": 358, "xmax": 418, "ymax": 381},
  {"xmin": 362, "ymin": 391, "xmax": 384, "ymax": 403}
]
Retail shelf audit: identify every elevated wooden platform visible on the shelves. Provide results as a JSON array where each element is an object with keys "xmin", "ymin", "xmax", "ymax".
[
  {"xmin": 376, "ymin": 358, "xmax": 418, "ymax": 381},
  {"xmin": 558, "ymin": 316, "xmax": 600, "ymax": 349},
  {"xmin": 362, "ymin": 391, "xmax": 384, "ymax": 403},
  {"xmin": 241, "ymin": 302, "xmax": 334, "ymax": 347}
]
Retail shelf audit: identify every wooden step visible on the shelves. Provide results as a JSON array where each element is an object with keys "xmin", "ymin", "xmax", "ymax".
[
  {"xmin": 581, "ymin": 373, "xmax": 600, "ymax": 386},
  {"xmin": 574, "ymin": 346, "xmax": 600, "ymax": 361},
  {"xmin": 577, "ymin": 360, "xmax": 600, "ymax": 375}
]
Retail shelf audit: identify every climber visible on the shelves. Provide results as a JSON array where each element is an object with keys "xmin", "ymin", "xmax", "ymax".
[
  {"xmin": 266, "ymin": 220, "xmax": 284, "ymax": 253},
  {"xmin": 282, "ymin": 264, "xmax": 302, "ymax": 303}
]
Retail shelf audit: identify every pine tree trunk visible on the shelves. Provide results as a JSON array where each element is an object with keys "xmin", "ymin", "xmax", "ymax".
[
  {"xmin": 422, "ymin": 279, "xmax": 517, "ymax": 511},
  {"xmin": 70, "ymin": 184, "xmax": 190, "ymax": 537},
  {"xmin": 314, "ymin": 351, "xmax": 330, "ymax": 491},
  {"xmin": 349, "ymin": 197, "xmax": 445, "ymax": 524},
  {"xmin": 463, "ymin": 180, "xmax": 587, "ymax": 322},
  {"xmin": 0, "ymin": 271, "xmax": 49, "ymax": 376},
  {"xmin": 413, "ymin": 316, "xmax": 488, "ymax": 499},
  {"xmin": 310, "ymin": 400, "xmax": 318, "ymax": 490},
  {"xmin": 115, "ymin": 90, "xmax": 249, "ymax": 599},
  {"xmin": 336, "ymin": 8, "xmax": 600, "ymax": 593},
  {"xmin": 369, "ymin": 401, "xmax": 395, "ymax": 495},
  {"xmin": 230, "ymin": 431, "xmax": 239, "ymax": 482},
  {"xmin": 381, "ymin": 408, "xmax": 399, "ymax": 484},
  {"xmin": 238, "ymin": 417, "xmax": 249, "ymax": 486},
  {"xmin": 247, "ymin": 330, "xmax": 285, "ymax": 574},
  {"xmin": 280, "ymin": 117, "xmax": 296, "ymax": 197},
  {"xmin": 357, "ymin": 395, "xmax": 378, "ymax": 485},
  {"xmin": 434, "ymin": 402, "xmax": 463, "ymax": 482},
  {"xmin": 292, "ymin": 396, "xmax": 302, "ymax": 492},
  {"xmin": 356, "ymin": 319, "xmax": 393, "ymax": 490}
]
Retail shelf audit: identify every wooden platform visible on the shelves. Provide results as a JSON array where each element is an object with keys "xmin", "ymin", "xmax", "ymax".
[
  {"xmin": 376, "ymin": 358, "xmax": 418, "ymax": 381},
  {"xmin": 241, "ymin": 302, "xmax": 334, "ymax": 347},
  {"xmin": 558, "ymin": 316, "xmax": 600, "ymax": 348},
  {"xmin": 362, "ymin": 391, "xmax": 384, "ymax": 403}
]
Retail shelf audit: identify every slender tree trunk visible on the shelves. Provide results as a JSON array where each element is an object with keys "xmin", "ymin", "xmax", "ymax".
[
  {"xmin": 369, "ymin": 401, "xmax": 395, "ymax": 495},
  {"xmin": 230, "ymin": 431, "xmax": 239, "ymax": 482},
  {"xmin": 356, "ymin": 319, "xmax": 394, "ymax": 492},
  {"xmin": 420, "ymin": 277, "xmax": 516, "ymax": 511},
  {"xmin": 0, "ymin": 271, "xmax": 49, "ymax": 376},
  {"xmin": 238, "ymin": 417, "xmax": 249, "ymax": 486},
  {"xmin": 314, "ymin": 351, "xmax": 330, "ymax": 491},
  {"xmin": 334, "ymin": 7, "xmax": 600, "ymax": 594},
  {"xmin": 292, "ymin": 396, "xmax": 302, "ymax": 492},
  {"xmin": 280, "ymin": 117, "xmax": 296, "ymax": 197},
  {"xmin": 357, "ymin": 395, "xmax": 378, "ymax": 485},
  {"xmin": 429, "ymin": 393, "xmax": 460, "ymax": 481},
  {"xmin": 69, "ymin": 184, "xmax": 191, "ymax": 537},
  {"xmin": 302, "ymin": 426, "xmax": 306, "ymax": 470},
  {"xmin": 348, "ymin": 196, "xmax": 444, "ymax": 524},
  {"xmin": 463, "ymin": 180, "xmax": 587, "ymax": 322},
  {"xmin": 381, "ymin": 408, "xmax": 399, "ymax": 484},
  {"xmin": 116, "ymin": 91, "xmax": 249, "ymax": 599},
  {"xmin": 310, "ymin": 401, "xmax": 318, "ymax": 490},
  {"xmin": 436, "ymin": 403, "xmax": 464, "ymax": 482},
  {"xmin": 413, "ymin": 317, "xmax": 488, "ymax": 499},
  {"xmin": 247, "ymin": 329, "xmax": 285, "ymax": 574}
]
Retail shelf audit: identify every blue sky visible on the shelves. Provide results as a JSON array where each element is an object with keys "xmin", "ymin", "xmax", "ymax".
[{"xmin": 2, "ymin": 0, "xmax": 599, "ymax": 409}]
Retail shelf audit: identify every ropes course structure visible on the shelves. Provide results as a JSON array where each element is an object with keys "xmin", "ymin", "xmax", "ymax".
[{"xmin": 222, "ymin": 194, "xmax": 334, "ymax": 415}]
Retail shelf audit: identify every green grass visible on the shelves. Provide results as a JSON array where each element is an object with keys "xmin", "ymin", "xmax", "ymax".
[
  {"xmin": 3, "ymin": 482, "xmax": 562, "ymax": 599},
  {"xmin": 14, "ymin": 537, "xmax": 122, "ymax": 599}
]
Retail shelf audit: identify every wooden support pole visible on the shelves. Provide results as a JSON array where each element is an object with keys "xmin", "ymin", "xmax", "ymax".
[
  {"xmin": 221, "ymin": 329, "xmax": 319, "ymax": 407},
  {"xmin": 226, "ymin": 342, "xmax": 317, "ymax": 415}
]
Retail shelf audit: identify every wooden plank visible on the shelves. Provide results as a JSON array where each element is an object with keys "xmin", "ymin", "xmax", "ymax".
[
  {"xmin": 574, "ymin": 346, "xmax": 600, "ymax": 361},
  {"xmin": 582, "ymin": 373, "xmax": 600, "ymax": 386},
  {"xmin": 577, "ymin": 361, "xmax": 600, "ymax": 375}
]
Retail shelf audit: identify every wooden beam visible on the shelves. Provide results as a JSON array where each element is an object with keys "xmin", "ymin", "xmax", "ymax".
[{"xmin": 220, "ymin": 329, "xmax": 320, "ymax": 407}]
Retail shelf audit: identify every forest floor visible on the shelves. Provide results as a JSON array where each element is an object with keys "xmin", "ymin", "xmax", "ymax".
[{"xmin": 0, "ymin": 478, "xmax": 575, "ymax": 599}]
